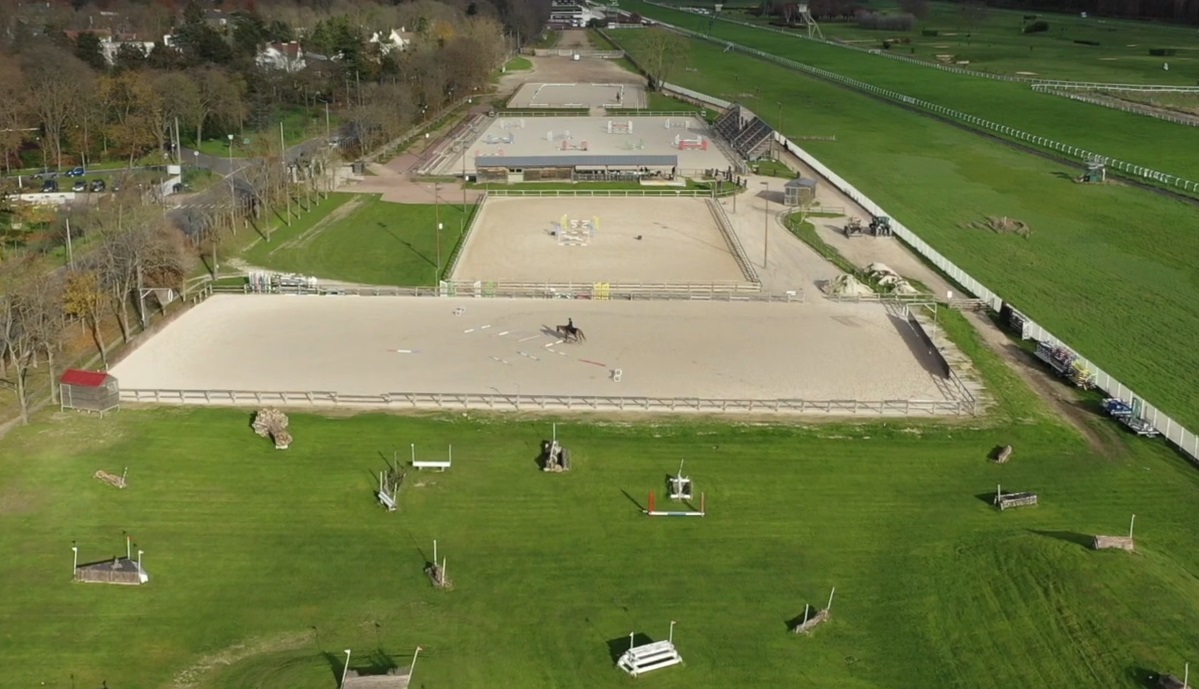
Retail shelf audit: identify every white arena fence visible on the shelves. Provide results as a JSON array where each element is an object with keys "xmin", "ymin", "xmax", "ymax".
[
  {"xmin": 532, "ymin": 49, "xmax": 625, "ymax": 58},
  {"xmin": 642, "ymin": 1, "xmax": 1199, "ymax": 94},
  {"xmin": 210, "ymin": 281, "xmax": 796, "ymax": 301},
  {"xmin": 615, "ymin": 69, "xmax": 1199, "ymax": 463},
  {"xmin": 485, "ymin": 189, "xmax": 716, "ymax": 197},
  {"xmin": 119, "ymin": 388, "xmax": 971, "ymax": 416},
  {"xmin": 1034, "ymin": 88, "xmax": 1199, "ymax": 128},
  {"xmin": 639, "ymin": 19, "xmax": 1199, "ymax": 194}
]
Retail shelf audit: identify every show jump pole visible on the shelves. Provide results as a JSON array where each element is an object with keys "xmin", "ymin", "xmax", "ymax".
[{"xmin": 645, "ymin": 490, "xmax": 706, "ymax": 517}]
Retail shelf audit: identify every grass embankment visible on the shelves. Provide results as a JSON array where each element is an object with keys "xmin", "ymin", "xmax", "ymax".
[
  {"xmin": 504, "ymin": 56, "xmax": 533, "ymax": 71},
  {"xmin": 624, "ymin": 0, "xmax": 1199, "ymax": 181},
  {"xmin": 703, "ymin": 0, "xmax": 1199, "ymax": 84},
  {"xmin": 615, "ymin": 26, "xmax": 1199, "ymax": 431},
  {"xmin": 238, "ymin": 193, "xmax": 473, "ymax": 286},
  {"xmin": 1, "ymin": 402, "xmax": 1197, "ymax": 689}
]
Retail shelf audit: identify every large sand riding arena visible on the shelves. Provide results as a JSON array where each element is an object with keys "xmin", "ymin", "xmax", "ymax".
[
  {"xmin": 452, "ymin": 197, "xmax": 749, "ymax": 285},
  {"xmin": 442, "ymin": 115, "xmax": 734, "ymax": 175},
  {"xmin": 507, "ymin": 82, "xmax": 647, "ymax": 109},
  {"xmin": 111, "ymin": 295, "xmax": 961, "ymax": 411}
]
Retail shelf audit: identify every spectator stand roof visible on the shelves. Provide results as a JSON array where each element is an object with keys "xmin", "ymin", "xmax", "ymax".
[{"xmin": 475, "ymin": 154, "xmax": 679, "ymax": 169}]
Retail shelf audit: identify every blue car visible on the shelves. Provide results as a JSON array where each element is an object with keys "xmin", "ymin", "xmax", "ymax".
[{"xmin": 65, "ymin": 167, "xmax": 86, "ymax": 177}]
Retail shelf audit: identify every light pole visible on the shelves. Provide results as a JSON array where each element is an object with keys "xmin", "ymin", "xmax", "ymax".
[
  {"xmin": 434, "ymin": 181, "xmax": 442, "ymax": 283},
  {"xmin": 340, "ymin": 649, "xmax": 352, "ymax": 688},
  {"xmin": 760, "ymin": 181, "xmax": 770, "ymax": 269}
]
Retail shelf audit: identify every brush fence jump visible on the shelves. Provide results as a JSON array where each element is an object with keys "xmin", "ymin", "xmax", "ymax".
[
  {"xmin": 792, "ymin": 588, "xmax": 836, "ymax": 634},
  {"xmin": 617, "ymin": 638, "xmax": 682, "ymax": 677},
  {"xmin": 252, "ymin": 408, "xmax": 292, "ymax": 449},
  {"xmin": 993, "ymin": 485, "xmax": 1038, "ymax": 511},
  {"xmin": 674, "ymin": 135, "xmax": 708, "ymax": 151},
  {"xmin": 411, "ymin": 444, "xmax": 452, "ymax": 471},
  {"xmin": 606, "ymin": 120, "xmax": 633, "ymax": 134},
  {"xmin": 646, "ymin": 490, "xmax": 706, "ymax": 517},
  {"xmin": 377, "ymin": 467, "xmax": 404, "ymax": 512}
]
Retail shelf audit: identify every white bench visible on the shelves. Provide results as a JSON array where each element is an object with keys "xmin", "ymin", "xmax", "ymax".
[
  {"xmin": 412, "ymin": 460, "xmax": 451, "ymax": 472},
  {"xmin": 617, "ymin": 640, "xmax": 682, "ymax": 677}
]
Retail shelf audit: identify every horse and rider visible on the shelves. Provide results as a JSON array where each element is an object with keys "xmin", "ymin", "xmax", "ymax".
[{"xmin": 555, "ymin": 318, "xmax": 586, "ymax": 343}]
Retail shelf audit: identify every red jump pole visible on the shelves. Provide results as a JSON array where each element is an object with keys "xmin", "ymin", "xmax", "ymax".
[{"xmin": 648, "ymin": 490, "xmax": 656, "ymax": 514}]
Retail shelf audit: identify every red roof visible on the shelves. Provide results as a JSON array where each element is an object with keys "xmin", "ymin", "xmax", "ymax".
[{"xmin": 60, "ymin": 369, "xmax": 111, "ymax": 387}]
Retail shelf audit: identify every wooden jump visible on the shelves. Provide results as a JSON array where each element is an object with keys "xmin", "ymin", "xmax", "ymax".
[{"xmin": 994, "ymin": 484, "xmax": 1038, "ymax": 511}]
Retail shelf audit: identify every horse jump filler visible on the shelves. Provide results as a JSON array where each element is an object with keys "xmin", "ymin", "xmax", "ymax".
[
  {"xmin": 664, "ymin": 119, "xmax": 691, "ymax": 130},
  {"xmin": 561, "ymin": 139, "xmax": 589, "ymax": 151},
  {"xmin": 499, "ymin": 118, "xmax": 525, "ymax": 129},
  {"xmin": 556, "ymin": 214, "xmax": 599, "ymax": 246},
  {"xmin": 673, "ymin": 134, "xmax": 708, "ymax": 151},
  {"xmin": 546, "ymin": 130, "xmax": 572, "ymax": 142},
  {"xmin": 606, "ymin": 120, "xmax": 633, "ymax": 134},
  {"xmin": 484, "ymin": 132, "xmax": 515, "ymax": 145}
]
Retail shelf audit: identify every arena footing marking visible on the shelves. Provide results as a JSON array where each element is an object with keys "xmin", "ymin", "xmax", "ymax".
[
  {"xmin": 497, "ymin": 331, "xmax": 510, "ymax": 337},
  {"xmin": 578, "ymin": 359, "xmax": 608, "ymax": 367},
  {"xmin": 480, "ymin": 325, "xmax": 492, "ymax": 330},
  {"xmin": 544, "ymin": 340, "xmax": 564, "ymax": 348},
  {"xmin": 388, "ymin": 349, "xmax": 418, "ymax": 354},
  {"xmin": 557, "ymin": 351, "xmax": 569, "ymax": 357},
  {"xmin": 519, "ymin": 351, "xmax": 540, "ymax": 361},
  {"xmin": 464, "ymin": 328, "xmax": 475, "ymax": 334},
  {"xmin": 518, "ymin": 335, "xmax": 539, "ymax": 342}
]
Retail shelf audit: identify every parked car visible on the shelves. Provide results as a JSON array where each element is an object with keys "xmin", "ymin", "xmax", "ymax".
[
  {"xmin": 90, "ymin": 179, "xmax": 106, "ymax": 192},
  {"xmin": 72, "ymin": 180, "xmax": 86, "ymax": 192},
  {"xmin": 35, "ymin": 171, "xmax": 57, "ymax": 180},
  {"xmin": 41, "ymin": 179, "xmax": 58, "ymax": 192},
  {"xmin": 65, "ymin": 166, "xmax": 86, "ymax": 177}
]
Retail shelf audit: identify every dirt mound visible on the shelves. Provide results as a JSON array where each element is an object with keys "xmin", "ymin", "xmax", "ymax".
[{"xmin": 823, "ymin": 274, "xmax": 873, "ymax": 297}]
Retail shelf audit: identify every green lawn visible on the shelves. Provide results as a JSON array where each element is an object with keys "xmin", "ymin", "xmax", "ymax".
[
  {"xmin": 241, "ymin": 193, "xmax": 473, "ymax": 286},
  {"xmin": 504, "ymin": 56, "xmax": 533, "ymax": 71},
  {"xmin": 707, "ymin": 0, "xmax": 1199, "ymax": 84},
  {"xmin": 4, "ymin": 386, "xmax": 1199, "ymax": 689},
  {"xmin": 193, "ymin": 107, "xmax": 341, "ymax": 158},
  {"xmin": 624, "ymin": 1, "xmax": 1199, "ymax": 182},
  {"xmin": 612, "ymin": 26, "xmax": 1199, "ymax": 433}
]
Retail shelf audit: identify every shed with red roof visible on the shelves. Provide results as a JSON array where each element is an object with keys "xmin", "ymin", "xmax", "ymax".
[{"xmin": 60, "ymin": 369, "xmax": 120, "ymax": 415}]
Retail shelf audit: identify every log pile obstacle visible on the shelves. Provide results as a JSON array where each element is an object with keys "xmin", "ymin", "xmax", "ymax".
[
  {"xmin": 1093, "ymin": 514, "xmax": 1136, "ymax": 552},
  {"xmin": 668, "ymin": 459, "xmax": 692, "ymax": 500},
  {"xmin": 377, "ymin": 458, "xmax": 406, "ymax": 512},
  {"xmin": 993, "ymin": 484, "xmax": 1038, "ymax": 511},
  {"xmin": 1158, "ymin": 663, "xmax": 1190, "ymax": 689},
  {"xmin": 994, "ymin": 444, "xmax": 1013, "ymax": 464},
  {"xmin": 94, "ymin": 467, "xmax": 128, "ymax": 489},
  {"xmin": 541, "ymin": 423, "xmax": 571, "ymax": 472},
  {"xmin": 425, "ymin": 539, "xmax": 452, "ymax": 590},
  {"xmin": 617, "ymin": 621, "xmax": 683, "ymax": 677},
  {"xmin": 252, "ymin": 408, "xmax": 292, "ymax": 449},
  {"xmin": 646, "ymin": 491, "xmax": 705, "ymax": 517},
  {"xmin": 792, "ymin": 587, "xmax": 836, "ymax": 634},
  {"xmin": 341, "ymin": 646, "xmax": 422, "ymax": 689}
]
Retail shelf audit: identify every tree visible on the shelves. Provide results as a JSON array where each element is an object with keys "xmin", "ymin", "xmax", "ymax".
[
  {"xmin": 23, "ymin": 48, "xmax": 93, "ymax": 170},
  {"xmin": 74, "ymin": 31, "xmax": 108, "ymax": 70},
  {"xmin": 62, "ymin": 269, "xmax": 109, "ymax": 368},
  {"xmin": 0, "ymin": 261, "xmax": 63, "ymax": 424},
  {"xmin": 0, "ymin": 55, "xmax": 28, "ymax": 174},
  {"xmin": 194, "ymin": 67, "xmax": 247, "ymax": 148},
  {"xmin": 640, "ymin": 28, "xmax": 690, "ymax": 91},
  {"xmin": 99, "ymin": 71, "xmax": 162, "ymax": 162},
  {"xmin": 113, "ymin": 43, "xmax": 149, "ymax": 72},
  {"xmin": 151, "ymin": 71, "xmax": 201, "ymax": 157}
]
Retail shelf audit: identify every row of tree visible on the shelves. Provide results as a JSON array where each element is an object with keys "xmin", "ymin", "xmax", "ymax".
[
  {"xmin": 1, "ymin": 202, "xmax": 193, "ymax": 423},
  {"xmin": 1, "ymin": 0, "xmax": 517, "ymax": 171}
]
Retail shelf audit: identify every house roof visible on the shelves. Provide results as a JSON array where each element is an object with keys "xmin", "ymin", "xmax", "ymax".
[
  {"xmin": 475, "ymin": 154, "xmax": 679, "ymax": 168},
  {"xmin": 61, "ymin": 369, "xmax": 111, "ymax": 387}
]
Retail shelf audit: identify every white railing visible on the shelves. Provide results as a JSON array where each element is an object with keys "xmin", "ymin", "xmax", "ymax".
[
  {"xmin": 120, "ymin": 388, "xmax": 970, "ymax": 416},
  {"xmin": 485, "ymin": 188, "xmax": 713, "ymax": 197},
  {"xmin": 1032, "ymin": 81, "xmax": 1199, "ymax": 93},
  {"xmin": 707, "ymin": 198, "xmax": 759, "ymax": 285},
  {"xmin": 1036, "ymin": 89, "xmax": 1199, "ymax": 128},
  {"xmin": 439, "ymin": 279, "xmax": 766, "ymax": 297},
  {"xmin": 646, "ymin": 21, "xmax": 1199, "ymax": 194}
]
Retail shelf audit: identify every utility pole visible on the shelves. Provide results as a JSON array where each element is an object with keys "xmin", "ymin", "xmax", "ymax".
[
  {"xmin": 280, "ymin": 121, "xmax": 290, "ymax": 229},
  {"xmin": 761, "ymin": 181, "xmax": 770, "ymax": 269},
  {"xmin": 434, "ymin": 182, "xmax": 442, "ymax": 281}
]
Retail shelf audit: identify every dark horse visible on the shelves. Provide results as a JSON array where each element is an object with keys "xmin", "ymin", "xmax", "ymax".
[{"xmin": 555, "ymin": 324, "xmax": 586, "ymax": 343}]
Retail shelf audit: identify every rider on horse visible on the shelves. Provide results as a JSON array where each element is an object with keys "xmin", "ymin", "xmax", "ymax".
[{"xmin": 567, "ymin": 318, "xmax": 575, "ymax": 334}]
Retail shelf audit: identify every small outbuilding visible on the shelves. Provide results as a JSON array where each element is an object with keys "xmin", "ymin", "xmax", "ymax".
[
  {"xmin": 784, "ymin": 177, "xmax": 817, "ymax": 207},
  {"xmin": 60, "ymin": 369, "xmax": 120, "ymax": 415}
]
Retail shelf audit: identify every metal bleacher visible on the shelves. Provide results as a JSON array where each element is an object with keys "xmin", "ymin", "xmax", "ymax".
[{"xmin": 711, "ymin": 104, "xmax": 775, "ymax": 161}]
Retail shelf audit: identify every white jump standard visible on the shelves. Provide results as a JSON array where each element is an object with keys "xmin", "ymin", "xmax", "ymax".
[
  {"xmin": 669, "ymin": 460, "xmax": 692, "ymax": 500},
  {"xmin": 541, "ymin": 423, "xmax": 572, "ymax": 472},
  {"xmin": 606, "ymin": 120, "xmax": 633, "ymax": 134},
  {"xmin": 411, "ymin": 443, "xmax": 453, "ymax": 471},
  {"xmin": 617, "ymin": 621, "xmax": 683, "ymax": 677}
]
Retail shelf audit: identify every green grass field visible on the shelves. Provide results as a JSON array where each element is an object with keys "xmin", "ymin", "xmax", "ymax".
[
  {"xmin": 625, "ymin": 0, "xmax": 1199, "ymax": 182},
  {"xmin": 611, "ymin": 26, "xmax": 1199, "ymax": 434},
  {"xmin": 193, "ymin": 107, "xmax": 341, "ymax": 158},
  {"xmin": 504, "ymin": 56, "xmax": 533, "ymax": 71},
  {"xmin": 4, "ymin": 389, "xmax": 1199, "ymax": 689},
  {"xmin": 239, "ymin": 193, "xmax": 474, "ymax": 286},
  {"xmin": 713, "ymin": 0, "xmax": 1199, "ymax": 84}
]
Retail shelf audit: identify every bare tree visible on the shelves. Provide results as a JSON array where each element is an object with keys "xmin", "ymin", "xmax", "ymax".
[
  {"xmin": 23, "ymin": 48, "xmax": 94, "ymax": 170},
  {"xmin": 0, "ymin": 261, "xmax": 63, "ymax": 423},
  {"xmin": 640, "ymin": 28, "xmax": 690, "ymax": 91},
  {"xmin": 0, "ymin": 55, "xmax": 28, "ymax": 174},
  {"xmin": 62, "ymin": 269, "xmax": 110, "ymax": 368}
]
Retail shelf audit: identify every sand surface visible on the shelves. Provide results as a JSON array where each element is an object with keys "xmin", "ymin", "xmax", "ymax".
[
  {"xmin": 452, "ymin": 197, "xmax": 747, "ymax": 285},
  {"xmin": 112, "ymin": 296, "xmax": 955, "ymax": 404},
  {"xmin": 507, "ymin": 82, "xmax": 647, "ymax": 109}
]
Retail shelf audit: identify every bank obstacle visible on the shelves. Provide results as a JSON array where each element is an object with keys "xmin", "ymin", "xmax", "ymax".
[
  {"xmin": 541, "ymin": 423, "xmax": 571, "ymax": 472},
  {"xmin": 252, "ymin": 408, "xmax": 292, "ymax": 449},
  {"xmin": 1093, "ymin": 514, "xmax": 1136, "ymax": 552},
  {"xmin": 792, "ymin": 587, "xmax": 836, "ymax": 634},
  {"xmin": 617, "ymin": 621, "xmax": 683, "ymax": 677}
]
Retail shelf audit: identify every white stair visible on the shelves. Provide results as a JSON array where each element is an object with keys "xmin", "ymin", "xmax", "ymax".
[{"xmin": 617, "ymin": 640, "xmax": 682, "ymax": 677}]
